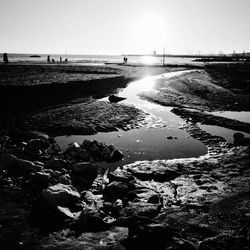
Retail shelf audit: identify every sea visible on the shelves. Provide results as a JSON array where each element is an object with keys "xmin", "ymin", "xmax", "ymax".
[{"xmin": 4, "ymin": 53, "xmax": 201, "ymax": 66}]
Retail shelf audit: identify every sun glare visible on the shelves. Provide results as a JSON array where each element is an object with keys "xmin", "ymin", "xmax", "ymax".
[{"xmin": 131, "ymin": 12, "xmax": 167, "ymax": 54}]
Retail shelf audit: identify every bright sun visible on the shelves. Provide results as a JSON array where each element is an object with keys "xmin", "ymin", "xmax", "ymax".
[{"xmin": 131, "ymin": 12, "xmax": 167, "ymax": 54}]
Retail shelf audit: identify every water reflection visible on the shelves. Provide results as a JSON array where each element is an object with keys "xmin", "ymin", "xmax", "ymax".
[
  {"xmin": 210, "ymin": 111, "xmax": 250, "ymax": 124},
  {"xmin": 199, "ymin": 124, "xmax": 250, "ymax": 143},
  {"xmin": 140, "ymin": 56, "xmax": 159, "ymax": 65},
  {"xmin": 56, "ymin": 70, "xmax": 207, "ymax": 165}
]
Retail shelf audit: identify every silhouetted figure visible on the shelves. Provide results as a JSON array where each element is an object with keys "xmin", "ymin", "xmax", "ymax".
[
  {"xmin": 47, "ymin": 55, "xmax": 50, "ymax": 63},
  {"xmin": 60, "ymin": 57, "xmax": 62, "ymax": 63},
  {"xmin": 52, "ymin": 58, "xmax": 55, "ymax": 63},
  {"xmin": 65, "ymin": 58, "xmax": 68, "ymax": 62},
  {"xmin": 3, "ymin": 53, "xmax": 8, "ymax": 63},
  {"xmin": 123, "ymin": 57, "xmax": 128, "ymax": 64}
]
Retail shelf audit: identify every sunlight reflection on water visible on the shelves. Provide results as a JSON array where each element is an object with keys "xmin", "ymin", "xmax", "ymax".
[{"xmin": 56, "ymin": 70, "xmax": 207, "ymax": 167}]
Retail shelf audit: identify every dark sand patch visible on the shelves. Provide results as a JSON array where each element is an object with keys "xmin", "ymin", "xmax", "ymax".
[{"xmin": 28, "ymin": 100, "xmax": 147, "ymax": 136}]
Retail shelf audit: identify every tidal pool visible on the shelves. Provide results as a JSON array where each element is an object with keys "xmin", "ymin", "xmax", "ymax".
[
  {"xmin": 56, "ymin": 70, "xmax": 207, "ymax": 167},
  {"xmin": 199, "ymin": 124, "xmax": 250, "ymax": 144}
]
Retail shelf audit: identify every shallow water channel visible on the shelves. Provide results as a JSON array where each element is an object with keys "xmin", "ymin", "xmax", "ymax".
[{"xmin": 56, "ymin": 70, "xmax": 208, "ymax": 167}]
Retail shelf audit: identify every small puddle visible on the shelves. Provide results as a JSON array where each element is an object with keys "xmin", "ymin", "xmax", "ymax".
[{"xmin": 56, "ymin": 70, "xmax": 207, "ymax": 167}]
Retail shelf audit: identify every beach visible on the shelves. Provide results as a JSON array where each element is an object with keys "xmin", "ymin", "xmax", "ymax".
[{"xmin": 0, "ymin": 61, "xmax": 250, "ymax": 249}]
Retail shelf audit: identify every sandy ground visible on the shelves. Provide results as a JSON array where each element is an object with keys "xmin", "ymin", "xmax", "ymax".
[
  {"xmin": 141, "ymin": 64, "xmax": 250, "ymax": 111},
  {"xmin": 0, "ymin": 62, "xmax": 250, "ymax": 249}
]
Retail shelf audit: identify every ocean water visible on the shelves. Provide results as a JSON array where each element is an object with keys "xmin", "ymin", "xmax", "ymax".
[{"xmin": 4, "ymin": 53, "xmax": 201, "ymax": 66}]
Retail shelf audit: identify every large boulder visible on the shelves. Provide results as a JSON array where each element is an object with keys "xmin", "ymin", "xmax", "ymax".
[{"xmin": 42, "ymin": 183, "xmax": 81, "ymax": 208}]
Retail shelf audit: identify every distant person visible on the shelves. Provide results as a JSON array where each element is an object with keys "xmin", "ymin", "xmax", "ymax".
[
  {"xmin": 47, "ymin": 55, "xmax": 50, "ymax": 63},
  {"xmin": 3, "ymin": 53, "xmax": 8, "ymax": 63},
  {"xmin": 65, "ymin": 58, "xmax": 68, "ymax": 62},
  {"xmin": 123, "ymin": 57, "xmax": 128, "ymax": 64},
  {"xmin": 52, "ymin": 58, "xmax": 55, "ymax": 63},
  {"xmin": 60, "ymin": 56, "xmax": 62, "ymax": 63}
]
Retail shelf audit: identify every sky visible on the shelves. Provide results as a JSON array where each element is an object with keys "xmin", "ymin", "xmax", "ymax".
[{"xmin": 0, "ymin": 0, "xmax": 250, "ymax": 55}]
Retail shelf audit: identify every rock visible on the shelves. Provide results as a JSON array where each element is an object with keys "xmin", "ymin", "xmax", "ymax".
[
  {"xmin": 109, "ymin": 168, "xmax": 133, "ymax": 183},
  {"xmin": 32, "ymin": 171, "xmax": 51, "ymax": 184},
  {"xmin": 17, "ymin": 159, "xmax": 42, "ymax": 173},
  {"xmin": 78, "ymin": 149, "xmax": 90, "ymax": 161},
  {"xmin": 51, "ymin": 170, "xmax": 63, "ymax": 178},
  {"xmin": 42, "ymin": 183, "xmax": 81, "ymax": 208},
  {"xmin": 0, "ymin": 154, "xmax": 18, "ymax": 172},
  {"xmin": 111, "ymin": 149, "xmax": 124, "ymax": 162},
  {"xmin": 123, "ymin": 160, "xmax": 180, "ymax": 182},
  {"xmin": 76, "ymin": 206, "xmax": 108, "ymax": 232},
  {"xmin": 71, "ymin": 175, "xmax": 95, "ymax": 190},
  {"xmin": 65, "ymin": 142, "xmax": 80, "ymax": 156},
  {"xmin": 108, "ymin": 144, "xmax": 115, "ymax": 152},
  {"xmin": 199, "ymin": 234, "xmax": 242, "ymax": 250},
  {"xmin": 82, "ymin": 191, "xmax": 104, "ymax": 210},
  {"xmin": 113, "ymin": 199, "xmax": 123, "ymax": 210},
  {"xmin": 58, "ymin": 174, "xmax": 72, "ymax": 185},
  {"xmin": 126, "ymin": 223, "xmax": 172, "ymax": 249},
  {"xmin": 120, "ymin": 202, "xmax": 161, "ymax": 218},
  {"xmin": 99, "ymin": 146, "xmax": 112, "ymax": 161},
  {"xmin": 174, "ymin": 238, "xmax": 196, "ymax": 250},
  {"xmin": 45, "ymin": 158, "xmax": 69, "ymax": 170},
  {"xmin": 105, "ymin": 181, "xmax": 130, "ymax": 198},
  {"xmin": 72, "ymin": 162, "xmax": 99, "ymax": 179},
  {"xmin": 233, "ymin": 132, "xmax": 250, "ymax": 146},
  {"xmin": 26, "ymin": 138, "xmax": 50, "ymax": 152},
  {"xmin": 42, "ymin": 227, "xmax": 128, "ymax": 249},
  {"xmin": 81, "ymin": 139, "xmax": 93, "ymax": 149},
  {"xmin": 72, "ymin": 163, "xmax": 98, "ymax": 190},
  {"xmin": 28, "ymin": 130, "xmax": 50, "ymax": 142},
  {"xmin": 27, "ymin": 171, "xmax": 51, "ymax": 190},
  {"xmin": 47, "ymin": 143, "xmax": 62, "ymax": 155},
  {"xmin": 167, "ymin": 136, "xmax": 174, "ymax": 139},
  {"xmin": 147, "ymin": 194, "xmax": 160, "ymax": 204},
  {"xmin": 57, "ymin": 206, "xmax": 76, "ymax": 219},
  {"xmin": 108, "ymin": 95, "xmax": 126, "ymax": 103}
]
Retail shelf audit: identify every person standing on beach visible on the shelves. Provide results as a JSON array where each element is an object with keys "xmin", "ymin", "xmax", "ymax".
[
  {"xmin": 60, "ymin": 57, "xmax": 62, "ymax": 63},
  {"xmin": 47, "ymin": 55, "xmax": 50, "ymax": 63},
  {"xmin": 3, "ymin": 53, "xmax": 8, "ymax": 63}
]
